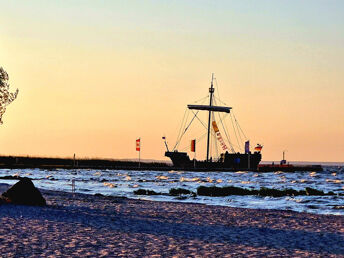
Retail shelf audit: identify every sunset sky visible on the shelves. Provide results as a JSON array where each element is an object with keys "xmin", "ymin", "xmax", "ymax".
[{"xmin": 0, "ymin": 1, "xmax": 343, "ymax": 162}]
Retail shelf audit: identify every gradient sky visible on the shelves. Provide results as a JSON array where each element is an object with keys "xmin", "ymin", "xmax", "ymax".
[{"xmin": 0, "ymin": 0, "xmax": 343, "ymax": 162}]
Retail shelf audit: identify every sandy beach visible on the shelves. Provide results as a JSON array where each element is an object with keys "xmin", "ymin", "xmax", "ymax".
[{"xmin": 0, "ymin": 183, "xmax": 343, "ymax": 257}]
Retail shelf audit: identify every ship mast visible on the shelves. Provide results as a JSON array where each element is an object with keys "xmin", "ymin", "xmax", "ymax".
[
  {"xmin": 186, "ymin": 74, "xmax": 231, "ymax": 161},
  {"xmin": 206, "ymin": 73, "xmax": 214, "ymax": 162}
]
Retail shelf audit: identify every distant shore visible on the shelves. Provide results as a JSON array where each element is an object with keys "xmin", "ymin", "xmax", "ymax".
[
  {"xmin": 0, "ymin": 155, "xmax": 334, "ymax": 172},
  {"xmin": 0, "ymin": 182, "xmax": 343, "ymax": 256}
]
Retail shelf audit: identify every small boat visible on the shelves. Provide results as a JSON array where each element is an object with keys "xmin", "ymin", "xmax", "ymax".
[
  {"xmin": 164, "ymin": 74, "xmax": 262, "ymax": 171},
  {"xmin": 258, "ymin": 151, "xmax": 323, "ymax": 172}
]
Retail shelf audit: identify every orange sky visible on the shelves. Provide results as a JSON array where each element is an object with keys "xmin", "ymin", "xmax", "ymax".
[{"xmin": 0, "ymin": 1, "xmax": 343, "ymax": 162}]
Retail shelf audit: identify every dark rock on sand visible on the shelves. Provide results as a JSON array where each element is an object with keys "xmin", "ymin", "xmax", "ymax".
[{"xmin": 1, "ymin": 178, "xmax": 46, "ymax": 206}]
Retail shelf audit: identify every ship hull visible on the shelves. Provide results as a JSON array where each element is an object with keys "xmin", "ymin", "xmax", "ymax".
[{"xmin": 165, "ymin": 151, "xmax": 262, "ymax": 171}]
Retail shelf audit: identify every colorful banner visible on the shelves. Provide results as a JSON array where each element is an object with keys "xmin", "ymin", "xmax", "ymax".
[
  {"xmin": 136, "ymin": 138, "xmax": 141, "ymax": 151},
  {"xmin": 191, "ymin": 139, "xmax": 196, "ymax": 152},
  {"xmin": 212, "ymin": 121, "xmax": 228, "ymax": 151}
]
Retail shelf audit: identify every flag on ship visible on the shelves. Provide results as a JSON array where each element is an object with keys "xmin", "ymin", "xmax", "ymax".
[
  {"xmin": 191, "ymin": 139, "xmax": 196, "ymax": 152},
  {"xmin": 254, "ymin": 144, "xmax": 263, "ymax": 152},
  {"xmin": 136, "ymin": 138, "xmax": 141, "ymax": 151},
  {"xmin": 245, "ymin": 141, "xmax": 250, "ymax": 154},
  {"xmin": 212, "ymin": 121, "xmax": 228, "ymax": 150}
]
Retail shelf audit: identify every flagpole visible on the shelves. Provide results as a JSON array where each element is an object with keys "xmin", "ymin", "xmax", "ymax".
[
  {"xmin": 191, "ymin": 139, "xmax": 196, "ymax": 169},
  {"xmin": 139, "ymin": 138, "xmax": 141, "ymax": 169}
]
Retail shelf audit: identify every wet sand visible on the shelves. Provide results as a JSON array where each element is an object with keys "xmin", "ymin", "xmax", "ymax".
[{"xmin": 0, "ymin": 183, "xmax": 343, "ymax": 257}]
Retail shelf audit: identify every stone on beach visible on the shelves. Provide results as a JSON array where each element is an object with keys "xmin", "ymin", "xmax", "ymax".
[{"xmin": 1, "ymin": 178, "xmax": 46, "ymax": 206}]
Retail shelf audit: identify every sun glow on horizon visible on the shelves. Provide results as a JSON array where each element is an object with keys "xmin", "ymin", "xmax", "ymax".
[{"xmin": 0, "ymin": 1, "xmax": 343, "ymax": 162}]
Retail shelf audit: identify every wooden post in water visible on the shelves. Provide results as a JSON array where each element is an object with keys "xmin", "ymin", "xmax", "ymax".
[
  {"xmin": 72, "ymin": 179, "xmax": 75, "ymax": 193},
  {"xmin": 139, "ymin": 148, "xmax": 141, "ymax": 169}
]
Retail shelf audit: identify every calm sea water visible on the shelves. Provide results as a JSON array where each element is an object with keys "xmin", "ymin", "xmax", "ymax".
[{"xmin": 0, "ymin": 167, "xmax": 343, "ymax": 215}]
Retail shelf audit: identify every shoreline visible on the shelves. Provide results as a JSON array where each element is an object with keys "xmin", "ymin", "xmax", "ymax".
[{"xmin": 0, "ymin": 183, "xmax": 343, "ymax": 256}]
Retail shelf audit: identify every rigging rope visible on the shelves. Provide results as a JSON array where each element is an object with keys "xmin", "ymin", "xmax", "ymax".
[
  {"xmin": 235, "ymin": 117, "xmax": 244, "ymax": 149},
  {"xmin": 233, "ymin": 112, "xmax": 248, "ymax": 140},
  {"xmin": 222, "ymin": 112, "xmax": 237, "ymax": 152},
  {"xmin": 174, "ymin": 110, "xmax": 199, "ymax": 150},
  {"xmin": 213, "ymin": 96, "xmax": 228, "ymax": 106},
  {"xmin": 214, "ymin": 78, "xmax": 222, "ymax": 104},
  {"xmin": 173, "ymin": 108, "xmax": 187, "ymax": 151},
  {"xmin": 191, "ymin": 110, "xmax": 208, "ymax": 130},
  {"xmin": 173, "ymin": 94, "xmax": 211, "ymax": 152},
  {"xmin": 171, "ymin": 80, "xmax": 250, "ymax": 156},
  {"xmin": 213, "ymin": 77, "xmax": 246, "ymax": 153},
  {"xmin": 179, "ymin": 132, "xmax": 207, "ymax": 152},
  {"xmin": 230, "ymin": 113, "xmax": 242, "ymax": 152},
  {"xmin": 193, "ymin": 95, "xmax": 209, "ymax": 104}
]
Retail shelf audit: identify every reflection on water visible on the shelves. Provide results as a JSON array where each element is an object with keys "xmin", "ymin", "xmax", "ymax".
[{"xmin": 0, "ymin": 167, "xmax": 343, "ymax": 215}]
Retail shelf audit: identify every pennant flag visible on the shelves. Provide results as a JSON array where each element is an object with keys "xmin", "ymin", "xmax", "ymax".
[
  {"xmin": 191, "ymin": 139, "xmax": 196, "ymax": 152},
  {"xmin": 245, "ymin": 141, "xmax": 250, "ymax": 154},
  {"xmin": 136, "ymin": 138, "xmax": 141, "ymax": 151},
  {"xmin": 212, "ymin": 121, "xmax": 228, "ymax": 151}
]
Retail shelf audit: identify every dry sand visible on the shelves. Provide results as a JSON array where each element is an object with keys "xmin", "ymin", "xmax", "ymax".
[{"xmin": 0, "ymin": 183, "xmax": 343, "ymax": 257}]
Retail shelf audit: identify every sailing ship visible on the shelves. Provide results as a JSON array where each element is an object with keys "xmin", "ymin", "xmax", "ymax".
[{"xmin": 164, "ymin": 74, "xmax": 262, "ymax": 171}]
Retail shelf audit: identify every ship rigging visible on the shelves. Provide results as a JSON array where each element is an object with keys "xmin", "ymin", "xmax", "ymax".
[{"xmin": 164, "ymin": 74, "xmax": 262, "ymax": 171}]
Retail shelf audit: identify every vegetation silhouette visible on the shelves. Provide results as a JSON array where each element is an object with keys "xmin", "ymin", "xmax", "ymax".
[{"xmin": 0, "ymin": 67, "xmax": 18, "ymax": 124}]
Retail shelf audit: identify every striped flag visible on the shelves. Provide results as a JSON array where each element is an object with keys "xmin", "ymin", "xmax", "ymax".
[{"xmin": 136, "ymin": 138, "xmax": 141, "ymax": 151}]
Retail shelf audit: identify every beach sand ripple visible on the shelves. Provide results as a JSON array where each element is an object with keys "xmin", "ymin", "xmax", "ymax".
[{"xmin": 0, "ymin": 183, "xmax": 343, "ymax": 257}]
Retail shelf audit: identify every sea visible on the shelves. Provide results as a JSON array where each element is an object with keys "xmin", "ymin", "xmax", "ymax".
[{"xmin": 0, "ymin": 166, "xmax": 343, "ymax": 215}]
